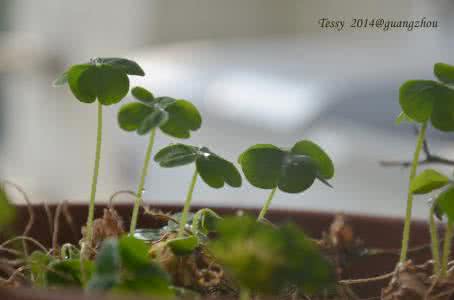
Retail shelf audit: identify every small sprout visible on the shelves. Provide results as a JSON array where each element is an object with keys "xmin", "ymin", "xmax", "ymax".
[
  {"xmin": 154, "ymin": 144, "xmax": 242, "ymax": 237},
  {"xmin": 208, "ymin": 215, "xmax": 335, "ymax": 296},
  {"xmin": 192, "ymin": 208, "xmax": 221, "ymax": 236},
  {"xmin": 88, "ymin": 236, "xmax": 173, "ymax": 297},
  {"xmin": 28, "ymin": 250, "xmax": 53, "ymax": 287},
  {"xmin": 167, "ymin": 236, "xmax": 199, "ymax": 256},
  {"xmin": 55, "ymin": 58, "xmax": 145, "ymax": 256},
  {"xmin": 238, "ymin": 140, "xmax": 334, "ymax": 220},
  {"xmin": 410, "ymin": 169, "xmax": 450, "ymax": 194},
  {"xmin": 433, "ymin": 187, "xmax": 454, "ymax": 277},
  {"xmin": 399, "ymin": 64, "xmax": 454, "ymax": 132},
  {"xmin": 118, "ymin": 86, "xmax": 202, "ymax": 235},
  {"xmin": 118, "ymin": 86, "xmax": 201, "ymax": 138},
  {"xmin": 397, "ymin": 62, "xmax": 454, "ymax": 263},
  {"xmin": 436, "ymin": 187, "xmax": 454, "ymax": 223},
  {"xmin": 54, "ymin": 57, "xmax": 144, "ymax": 105}
]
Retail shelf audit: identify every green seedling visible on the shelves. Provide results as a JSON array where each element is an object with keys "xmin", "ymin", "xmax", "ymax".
[
  {"xmin": 88, "ymin": 236, "xmax": 173, "ymax": 296},
  {"xmin": 208, "ymin": 215, "xmax": 334, "ymax": 297},
  {"xmin": 410, "ymin": 168, "xmax": 451, "ymax": 274},
  {"xmin": 436, "ymin": 187, "xmax": 454, "ymax": 277},
  {"xmin": 54, "ymin": 58, "xmax": 145, "ymax": 251},
  {"xmin": 238, "ymin": 140, "xmax": 334, "ymax": 221},
  {"xmin": 117, "ymin": 86, "xmax": 201, "ymax": 234},
  {"xmin": 397, "ymin": 62, "xmax": 454, "ymax": 263},
  {"xmin": 154, "ymin": 143, "xmax": 242, "ymax": 237}
]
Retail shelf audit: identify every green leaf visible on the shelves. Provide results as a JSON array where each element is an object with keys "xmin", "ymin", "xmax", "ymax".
[
  {"xmin": 88, "ymin": 236, "xmax": 172, "ymax": 296},
  {"xmin": 238, "ymin": 144, "xmax": 285, "ymax": 189},
  {"xmin": 46, "ymin": 259, "xmax": 93, "ymax": 287},
  {"xmin": 399, "ymin": 80, "xmax": 438, "ymax": 123},
  {"xmin": 67, "ymin": 64, "xmax": 97, "ymax": 103},
  {"xmin": 131, "ymin": 86, "xmax": 155, "ymax": 104},
  {"xmin": 291, "ymin": 140, "xmax": 334, "ymax": 179},
  {"xmin": 192, "ymin": 208, "xmax": 221, "ymax": 235},
  {"xmin": 154, "ymin": 144, "xmax": 198, "ymax": 167},
  {"xmin": 430, "ymin": 89, "xmax": 454, "ymax": 131},
  {"xmin": 436, "ymin": 187, "xmax": 454, "ymax": 223},
  {"xmin": 196, "ymin": 151, "xmax": 242, "ymax": 188},
  {"xmin": 434, "ymin": 62, "xmax": 454, "ymax": 84},
  {"xmin": 156, "ymin": 97, "xmax": 177, "ymax": 108},
  {"xmin": 118, "ymin": 236, "xmax": 150, "ymax": 271},
  {"xmin": 0, "ymin": 186, "xmax": 14, "ymax": 228},
  {"xmin": 160, "ymin": 100, "xmax": 202, "ymax": 138},
  {"xmin": 239, "ymin": 141, "xmax": 332, "ymax": 193},
  {"xmin": 94, "ymin": 65, "xmax": 129, "ymax": 105},
  {"xmin": 410, "ymin": 169, "xmax": 450, "ymax": 194},
  {"xmin": 137, "ymin": 109, "xmax": 169, "ymax": 135},
  {"xmin": 399, "ymin": 80, "xmax": 454, "ymax": 131},
  {"xmin": 167, "ymin": 236, "xmax": 199, "ymax": 256},
  {"xmin": 118, "ymin": 102, "xmax": 154, "ymax": 131},
  {"xmin": 278, "ymin": 155, "xmax": 317, "ymax": 193},
  {"xmin": 98, "ymin": 57, "xmax": 145, "ymax": 76},
  {"xmin": 62, "ymin": 57, "xmax": 144, "ymax": 105}
]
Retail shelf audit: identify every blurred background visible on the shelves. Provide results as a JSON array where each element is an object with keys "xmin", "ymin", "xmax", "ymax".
[{"xmin": 0, "ymin": 0, "xmax": 453, "ymax": 218}]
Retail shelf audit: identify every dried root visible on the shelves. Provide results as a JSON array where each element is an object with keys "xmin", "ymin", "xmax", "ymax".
[{"xmin": 81, "ymin": 207, "xmax": 125, "ymax": 258}]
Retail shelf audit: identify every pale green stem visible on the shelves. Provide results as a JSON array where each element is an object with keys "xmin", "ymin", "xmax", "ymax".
[
  {"xmin": 429, "ymin": 204, "xmax": 441, "ymax": 274},
  {"xmin": 129, "ymin": 128, "xmax": 157, "ymax": 234},
  {"xmin": 441, "ymin": 222, "xmax": 453, "ymax": 277},
  {"xmin": 178, "ymin": 169, "xmax": 198, "ymax": 238},
  {"xmin": 400, "ymin": 121, "xmax": 427, "ymax": 263},
  {"xmin": 257, "ymin": 187, "xmax": 277, "ymax": 221},
  {"xmin": 85, "ymin": 102, "xmax": 103, "ymax": 245}
]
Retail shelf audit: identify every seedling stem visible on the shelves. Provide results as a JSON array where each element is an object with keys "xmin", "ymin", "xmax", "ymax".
[
  {"xmin": 258, "ymin": 187, "xmax": 277, "ymax": 221},
  {"xmin": 441, "ymin": 222, "xmax": 453, "ymax": 276},
  {"xmin": 178, "ymin": 169, "xmax": 199, "ymax": 237},
  {"xmin": 86, "ymin": 102, "xmax": 103, "ymax": 245},
  {"xmin": 429, "ymin": 204, "xmax": 441, "ymax": 274},
  {"xmin": 400, "ymin": 121, "xmax": 427, "ymax": 263},
  {"xmin": 130, "ymin": 128, "xmax": 157, "ymax": 234}
]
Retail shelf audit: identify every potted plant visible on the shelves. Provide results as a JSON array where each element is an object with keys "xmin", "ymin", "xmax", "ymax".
[{"xmin": 1, "ymin": 59, "xmax": 454, "ymax": 300}]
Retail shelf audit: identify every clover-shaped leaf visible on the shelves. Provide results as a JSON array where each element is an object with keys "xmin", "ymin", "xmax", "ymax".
[
  {"xmin": 435, "ymin": 187, "xmax": 454, "ymax": 223},
  {"xmin": 155, "ymin": 144, "xmax": 242, "ymax": 189},
  {"xmin": 410, "ymin": 169, "xmax": 450, "ymax": 194},
  {"xmin": 238, "ymin": 140, "xmax": 333, "ymax": 193},
  {"xmin": 399, "ymin": 79, "xmax": 454, "ymax": 132},
  {"xmin": 434, "ymin": 62, "xmax": 454, "ymax": 84},
  {"xmin": 118, "ymin": 86, "xmax": 201, "ymax": 137},
  {"xmin": 54, "ymin": 58, "xmax": 144, "ymax": 105}
]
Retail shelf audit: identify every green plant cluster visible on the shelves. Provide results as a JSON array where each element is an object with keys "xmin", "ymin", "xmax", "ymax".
[
  {"xmin": 397, "ymin": 62, "xmax": 454, "ymax": 276},
  {"xmin": 5, "ymin": 58, "xmax": 454, "ymax": 299},
  {"xmin": 35, "ymin": 57, "xmax": 337, "ymax": 298}
]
